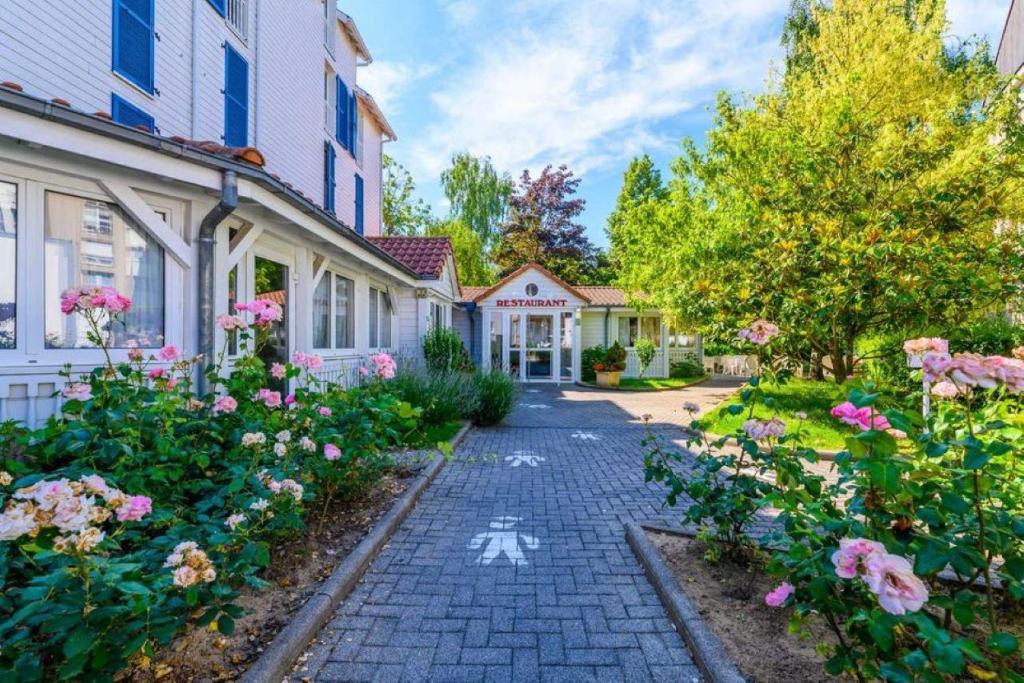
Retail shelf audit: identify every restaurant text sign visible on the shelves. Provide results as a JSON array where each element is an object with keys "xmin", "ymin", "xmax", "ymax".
[{"xmin": 495, "ymin": 299, "xmax": 568, "ymax": 307}]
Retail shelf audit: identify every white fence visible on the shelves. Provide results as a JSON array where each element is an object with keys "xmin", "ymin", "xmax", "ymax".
[{"xmin": 622, "ymin": 346, "xmax": 701, "ymax": 378}]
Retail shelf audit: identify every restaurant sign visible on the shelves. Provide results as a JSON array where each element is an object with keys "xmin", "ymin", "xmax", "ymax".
[{"xmin": 495, "ymin": 299, "xmax": 568, "ymax": 307}]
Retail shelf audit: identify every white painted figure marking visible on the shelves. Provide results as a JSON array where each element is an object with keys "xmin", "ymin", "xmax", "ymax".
[
  {"xmin": 468, "ymin": 516, "xmax": 539, "ymax": 566},
  {"xmin": 505, "ymin": 450, "xmax": 545, "ymax": 467},
  {"xmin": 518, "ymin": 403, "xmax": 550, "ymax": 409},
  {"xmin": 571, "ymin": 430, "xmax": 600, "ymax": 441}
]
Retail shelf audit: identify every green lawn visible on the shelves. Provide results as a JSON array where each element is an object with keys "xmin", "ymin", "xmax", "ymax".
[
  {"xmin": 615, "ymin": 376, "xmax": 707, "ymax": 391},
  {"xmin": 404, "ymin": 419, "xmax": 463, "ymax": 448},
  {"xmin": 699, "ymin": 378, "xmax": 850, "ymax": 450}
]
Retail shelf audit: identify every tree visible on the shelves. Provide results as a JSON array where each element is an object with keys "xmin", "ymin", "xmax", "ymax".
[
  {"xmin": 440, "ymin": 153, "xmax": 513, "ymax": 249},
  {"xmin": 612, "ymin": 0, "xmax": 1024, "ymax": 382},
  {"xmin": 607, "ymin": 154, "xmax": 668, "ymax": 281},
  {"xmin": 493, "ymin": 165, "xmax": 599, "ymax": 283},
  {"xmin": 382, "ymin": 154, "xmax": 432, "ymax": 235},
  {"xmin": 426, "ymin": 218, "xmax": 496, "ymax": 286}
]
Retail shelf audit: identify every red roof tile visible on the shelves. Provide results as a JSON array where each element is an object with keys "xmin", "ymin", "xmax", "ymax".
[
  {"xmin": 574, "ymin": 287, "xmax": 627, "ymax": 306},
  {"xmin": 366, "ymin": 236, "xmax": 453, "ymax": 279}
]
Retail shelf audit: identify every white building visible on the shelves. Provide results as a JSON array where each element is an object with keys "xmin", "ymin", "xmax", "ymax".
[
  {"xmin": 454, "ymin": 263, "xmax": 701, "ymax": 383},
  {"xmin": 0, "ymin": 1, "xmax": 459, "ymax": 424}
]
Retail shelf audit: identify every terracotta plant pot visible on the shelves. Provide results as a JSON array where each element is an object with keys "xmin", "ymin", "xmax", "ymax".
[{"xmin": 595, "ymin": 370, "xmax": 621, "ymax": 388}]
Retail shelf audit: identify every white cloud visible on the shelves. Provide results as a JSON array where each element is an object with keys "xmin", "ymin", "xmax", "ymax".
[
  {"xmin": 406, "ymin": 0, "xmax": 790, "ymax": 180},
  {"xmin": 359, "ymin": 61, "xmax": 436, "ymax": 116}
]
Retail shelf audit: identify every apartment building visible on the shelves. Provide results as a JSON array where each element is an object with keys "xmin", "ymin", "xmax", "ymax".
[{"xmin": 0, "ymin": 0, "xmax": 459, "ymax": 424}]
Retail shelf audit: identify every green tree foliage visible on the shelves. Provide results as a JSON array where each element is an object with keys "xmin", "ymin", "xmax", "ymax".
[
  {"xmin": 613, "ymin": 0, "xmax": 1024, "ymax": 382},
  {"xmin": 382, "ymin": 154, "xmax": 432, "ymax": 236},
  {"xmin": 494, "ymin": 165, "xmax": 599, "ymax": 283},
  {"xmin": 426, "ymin": 217, "xmax": 496, "ymax": 286},
  {"xmin": 440, "ymin": 153, "xmax": 513, "ymax": 249},
  {"xmin": 607, "ymin": 154, "xmax": 668, "ymax": 290}
]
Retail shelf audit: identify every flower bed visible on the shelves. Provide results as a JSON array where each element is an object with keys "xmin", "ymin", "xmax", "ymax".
[
  {"xmin": 643, "ymin": 321, "xmax": 1024, "ymax": 681},
  {"xmin": 0, "ymin": 287, "xmax": 422, "ymax": 681}
]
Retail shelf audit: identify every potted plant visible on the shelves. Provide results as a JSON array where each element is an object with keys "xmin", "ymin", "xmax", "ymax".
[{"xmin": 595, "ymin": 342, "xmax": 627, "ymax": 387}]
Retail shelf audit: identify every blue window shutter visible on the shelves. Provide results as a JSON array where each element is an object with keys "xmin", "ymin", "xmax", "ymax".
[
  {"xmin": 348, "ymin": 92, "xmax": 358, "ymax": 155},
  {"xmin": 354, "ymin": 174, "xmax": 364, "ymax": 235},
  {"xmin": 207, "ymin": 0, "xmax": 226, "ymax": 17},
  {"xmin": 111, "ymin": 93, "xmax": 155, "ymax": 132},
  {"xmin": 223, "ymin": 45, "xmax": 249, "ymax": 146},
  {"xmin": 335, "ymin": 76, "xmax": 348, "ymax": 150},
  {"xmin": 112, "ymin": 0, "xmax": 155, "ymax": 93},
  {"xmin": 324, "ymin": 142, "xmax": 336, "ymax": 214}
]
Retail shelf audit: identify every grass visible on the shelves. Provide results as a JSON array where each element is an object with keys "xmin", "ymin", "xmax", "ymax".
[
  {"xmin": 614, "ymin": 375, "xmax": 707, "ymax": 391},
  {"xmin": 699, "ymin": 378, "xmax": 849, "ymax": 450},
  {"xmin": 403, "ymin": 419, "xmax": 463, "ymax": 448}
]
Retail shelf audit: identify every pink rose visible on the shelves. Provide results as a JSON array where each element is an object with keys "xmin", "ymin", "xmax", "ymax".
[
  {"xmin": 949, "ymin": 353, "xmax": 996, "ymax": 389},
  {"xmin": 158, "ymin": 344, "xmax": 181, "ymax": 361},
  {"xmin": 213, "ymin": 395, "xmax": 237, "ymax": 414},
  {"xmin": 165, "ymin": 378, "xmax": 179, "ymax": 390},
  {"xmin": 61, "ymin": 383, "xmax": 93, "ymax": 401},
  {"xmin": 830, "ymin": 402, "xmax": 889, "ymax": 432},
  {"xmin": 742, "ymin": 417, "xmax": 785, "ymax": 441},
  {"xmin": 863, "ymin": 552, "xmax": 929, "ymax": 615},
  {"xmin": 128, "ymin": 346, "xmax": 144, "ymax": 362},
  {"xmin": 922, "ymin": 352, "xmax": 952, "ymax": 383},
  {"xmin": 292, "ymin": 351, "xmax": 308, "ymax": 366},
  {"xmin": 931, "ymin": 380, "xmax": 960, "ymax": 399},
  {"xmin": 831, "ymin": 538, "xmax": 886, "ymax": 579},
  {"xmin": 737, "ymin": 320, "xmax": 780, "ymax": 346},
  {"xmin": 148, "ymin": 368, "xmax": 167, "ymax": 380},
  {"xmin": 271, "ymin": 363, "xmax": 286, "ymax": 380},
  {"xmin": 764, "ymin": 582, "xmax": 795, "ymax": 607},
  {"xmin": 358, "ymin": 366, "xmax": 370, "ymax": 378},
  {"xmin": 284, "ymin": 392, "xmax": 296, "ymax": 406},
  {"xmin": 370, "ymin": 353, "xmax": 396, "ymax": 380},
  {"xmin": 59, "ymin": 288, "xmax": 80, "ymax": 314},
  {"xmin": 307, "ymin": 354, "xmax": 323, "ymax": 370},
  {"xmin": 256, "ymin": 388, "xmax": 282, "ymax": 408},
  {"xmin": 903, "ymin": 337, "xmax": 948, "ymax": 356},
  {"xmin": 318, "ymin": 406, "xmax": 332, "ymax": 417},
  {"xmin": 115, "ymin": 495, "xmax": 152, "ymax": 522},
  {"xmin": 324, "ymin": 443, "xmax": 341, "ymax": 461}
]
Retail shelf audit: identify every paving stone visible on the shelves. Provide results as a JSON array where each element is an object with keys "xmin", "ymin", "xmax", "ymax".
[{"xmin": 298, "ymin": 382, "xmax": 751, "ymax": 681}]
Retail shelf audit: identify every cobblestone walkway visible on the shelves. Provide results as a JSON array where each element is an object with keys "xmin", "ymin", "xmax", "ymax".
[{"xmin": 298, "ymin": 378, "xmax": 745, "ymax": 682}]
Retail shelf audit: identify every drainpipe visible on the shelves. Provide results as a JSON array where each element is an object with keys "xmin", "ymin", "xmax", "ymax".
[
  {"xmin": 197, "ymin": 170, "xmax": 239, "ymax": 394},
  {"xmin": 603, "ymin": 306, "xmax": 611, "ymax": 347},
  {"xmin": 465, "ymin": 302, "xmax": 477, "ymax": 365}
]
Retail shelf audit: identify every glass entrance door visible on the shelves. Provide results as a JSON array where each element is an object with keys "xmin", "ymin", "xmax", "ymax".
[{"xmin": 526, "ymin": 314, "xmax": 553, "ymax": 380}]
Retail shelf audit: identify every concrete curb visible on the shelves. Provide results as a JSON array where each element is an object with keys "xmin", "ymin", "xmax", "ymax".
[
  {"xmin": 625, "ymin": 523, "xmax": 747, "ymax": 683},
  {"xmin": 241, "ymin": 425, "xmax": 470, "ymax": 683}
]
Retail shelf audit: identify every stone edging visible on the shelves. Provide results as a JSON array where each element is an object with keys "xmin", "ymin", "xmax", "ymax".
[
  {"xmin": 625, "ymin": 522, "xmax": 747, "ymax": 683},
  {"xmin": 573, "ymin": 375, "xmax": 711, "ymax": 392},
  {"xmin": 240, "ymin": 424, "xmax": 470, "ymax": 683}
]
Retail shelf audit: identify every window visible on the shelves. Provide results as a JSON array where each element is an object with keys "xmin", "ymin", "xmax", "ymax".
[
  {"xmin": 617, "ymin": 316, "xmax": 660, "ymax": 347},
  {"xmin": 312, "ymin": 271, "xmax": 354, "ymax": 350},
  {"xmin": 348, "ymin": 91, "xmax": 358, "ymax": 155},
  {"xmin": 429, "ymin": 302, "xmax": 445, "ymax": 330},
  {"xmin": 335, "ymin": 76, "xmax": 349, "ymax": 149},
  {"xmin": 111, "ymin": 93, "xmax": 155, "ymax": 132},
  {"xmin": 354, "ymin": 174, "xmax": 364, "ymax": 235},
  {"xmin": 44, "ymin": 192, "xmax": 164, "ymax": 349},
  {"xmin": 226, "ymin": 0, "xmax": 249, "ymax": 40},
  {"xmin": 0, "ymin": 182, "xmax": 15, "ymax": 350},
  {"xmin": 525, "ymin": 283, "xmax": 538, "ymax": 297},
  {"xmin": 368, "ymin": 287, "xmax": 391, "ymax": 349},
  {"xmin": 668, "ymin": 328, "xmax": 694, "ymax": 348},
  {"xmin": 323, "ymin": 142, "xmax": 336, "ymax": 214},
  {"xmin": 227, "ymin": 264, "xmax": 238, "ymax": 355},
  {"xmin": 112, "ymin": 0, "xmax": 155, "ymax": 93},
  {"xmin": 223, "ymin": 44, "xmax": 249, "ymax": 147}
]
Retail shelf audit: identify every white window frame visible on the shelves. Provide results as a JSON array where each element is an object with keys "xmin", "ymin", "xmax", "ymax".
[
  {"xmin": 225, "ymin": 0, "xmax": 250, "ymax": 43},
  {"xmin": 0, "ymin": 163, "xmax": 185, "ymax": 369},
  {"xmin": 311, "ymin": 266, "xmax": 357, "ymax": 354},
  {"xmin": 368, "ymin": 283, "xmax": 393, "ymax": 351},
  {"xmin": 617, "ymin": 315, "xmax": 661, "ymax": 349}
]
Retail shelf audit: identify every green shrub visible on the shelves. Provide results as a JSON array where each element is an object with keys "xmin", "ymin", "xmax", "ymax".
[
  {"xmin": 469, "ymin": 370, "xmax": 518, "ymax": 426},
  {"xmin": 422, "ymin": 326, "xmax": 472, "ymax": 373},
  {"xmin": 581, "ymin": 345, "xmax": 606, "ymax": 382},
  {"xmin": 670, "ymin": 359, "xmax": 705, "ymax": 379},
  {"xmin": 391, "ymin": 368, "xmax": 478, "ymax": 425},
  {"xmin": 605, "ymin": 341, "xmax": 627, "ymax": 371},
  {"xmin": 634, "ymin": 338, "xmax": 657, "ymax": 377}
]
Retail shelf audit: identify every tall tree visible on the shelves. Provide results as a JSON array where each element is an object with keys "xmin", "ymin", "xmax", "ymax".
[
  {"xmin": 382, "ymin": 154, "xmax": 432, "ymax": 235},
  {"xmin": 493, "ymin": 165, "xmax": 598, "ymax": 283},
  {"xmin": 440, "ymin": 153, "xmax": 513, "ymax": 249},
  {"xmin": 612, "ymin": 0, "xmax": 1024, "ymax": 382},
  {"xmin": 426, "ymin": 217, "xmax": 496, "ymax": 286},
  {"xmin": 607, "ymin": 154, "xmax": 668, "ymax": 276}
]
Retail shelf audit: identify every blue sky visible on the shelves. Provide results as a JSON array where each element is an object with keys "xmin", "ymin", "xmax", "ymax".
[{"xmin": 347, "ymin": 0, "xmax": 1010, "ymax": 249}]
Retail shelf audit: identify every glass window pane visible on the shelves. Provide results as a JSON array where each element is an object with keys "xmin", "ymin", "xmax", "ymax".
[
  {"xmin": 334, "ymin": 275, "xmax": 353, "ymax": 348},
  {"xmin": 227, "ymin": 265, "xmax": 238, "ymax": 355},
  {"xmin": 490, "ymin": 312, "xmax": 503, "ymax": 370},
  {"xmin": 0, "ymin": 182, "xmax": 15, "ymax": 349},
  {"xmin": 509, "ymin": 314, "xmax": 521, "ymax": 348},
  {"xmin": 380, "ymin": 292, "xmax": 392, "ymax": 348},
  {"xmin": 560, "ymin": 312, "xmax": 573, "ymax": 379},
  {"xmin": 527, "ymin": 315, "xmax": 552, "ymax": 348},
  {"xmin": 642, "ymin": 317, "xmax": 661, "ymax": 346},
  {"xmin": 312, "ymin": 272, "xmax": 331, "ymax": 348},
  {"xmin": 368, "ymin": 286, "xmax": 379, "ymax": 348},
  {"xmin": 44, "ymin": 192, "xmax": 164, "ymax": 348}
]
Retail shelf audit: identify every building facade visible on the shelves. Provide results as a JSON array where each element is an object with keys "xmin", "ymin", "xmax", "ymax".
[
  {"xmin": 0, "ymin": 1, "xmax": 458, "ymax": 424},
  {"xmin": 455, "ymin": 263, "xmax": 702, "ymax": 383}
]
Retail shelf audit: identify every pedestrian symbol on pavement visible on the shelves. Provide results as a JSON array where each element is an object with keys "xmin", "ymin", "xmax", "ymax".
[
  {"xmin": 468, "ymin": 517, "xmax": 539, "ymax": 566},
  {"xmin": 505, "ymin": 450, "xmax": 544, "ymax": 467}
]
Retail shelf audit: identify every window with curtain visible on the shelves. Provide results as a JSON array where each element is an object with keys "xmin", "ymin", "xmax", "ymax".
[
  {"xmin": 44, "ymin": 192, "xmax": 165, "ymax": 349},
  {"xmin": 617, "ymin": 316, "xmax": 660, "ymax": 347},
  {"xmin": 0, "ymin": 182, "xmax": 15, "ymax": 350},
  {"xmin": 334, "ymin": 274, "xmax": 353, "ymax": 349},
  {"xmin": 312, "ymin": 272, "xmax": 331, "ymax": 348},
  {"xmin": 380, "ymin": 291, "xmax": 392, "ymax": 348},
  {"xmin": 368, "ymin": 286, "xmax": 379, "ymax": 348}
]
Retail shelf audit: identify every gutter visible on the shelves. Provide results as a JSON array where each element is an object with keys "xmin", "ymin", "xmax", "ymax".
[
  {"xmin": 197, "ymin": 170, "xmax": 239, "ymax": 394},
  {"xmin": 0, "ymin": 88, "xmax": 418, "ymax": 281}
]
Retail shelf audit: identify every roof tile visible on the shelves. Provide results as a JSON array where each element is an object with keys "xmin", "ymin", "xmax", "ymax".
[{"xmin": 366, "ymin": 236, "xmax": 453, "ymax": 279}]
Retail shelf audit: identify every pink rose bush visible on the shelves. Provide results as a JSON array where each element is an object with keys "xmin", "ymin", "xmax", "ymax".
[
  {"xmin": 644, "ymin": 323, "xmax": 1024, "ymax": 680},
  {"xmin": 60, "ymin": 286, "xmax": 132, "ymax": 316},
  {"xmin": 234, "ymin": 298, "xmax": 283, "ymax": 326},
  {"xmin": 370, "ymin": 352, "xmax": 397, "ymax": 380},
  {"xmin": 324, "ymin": 443, "xmax": 342, "ymax": 461}
]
